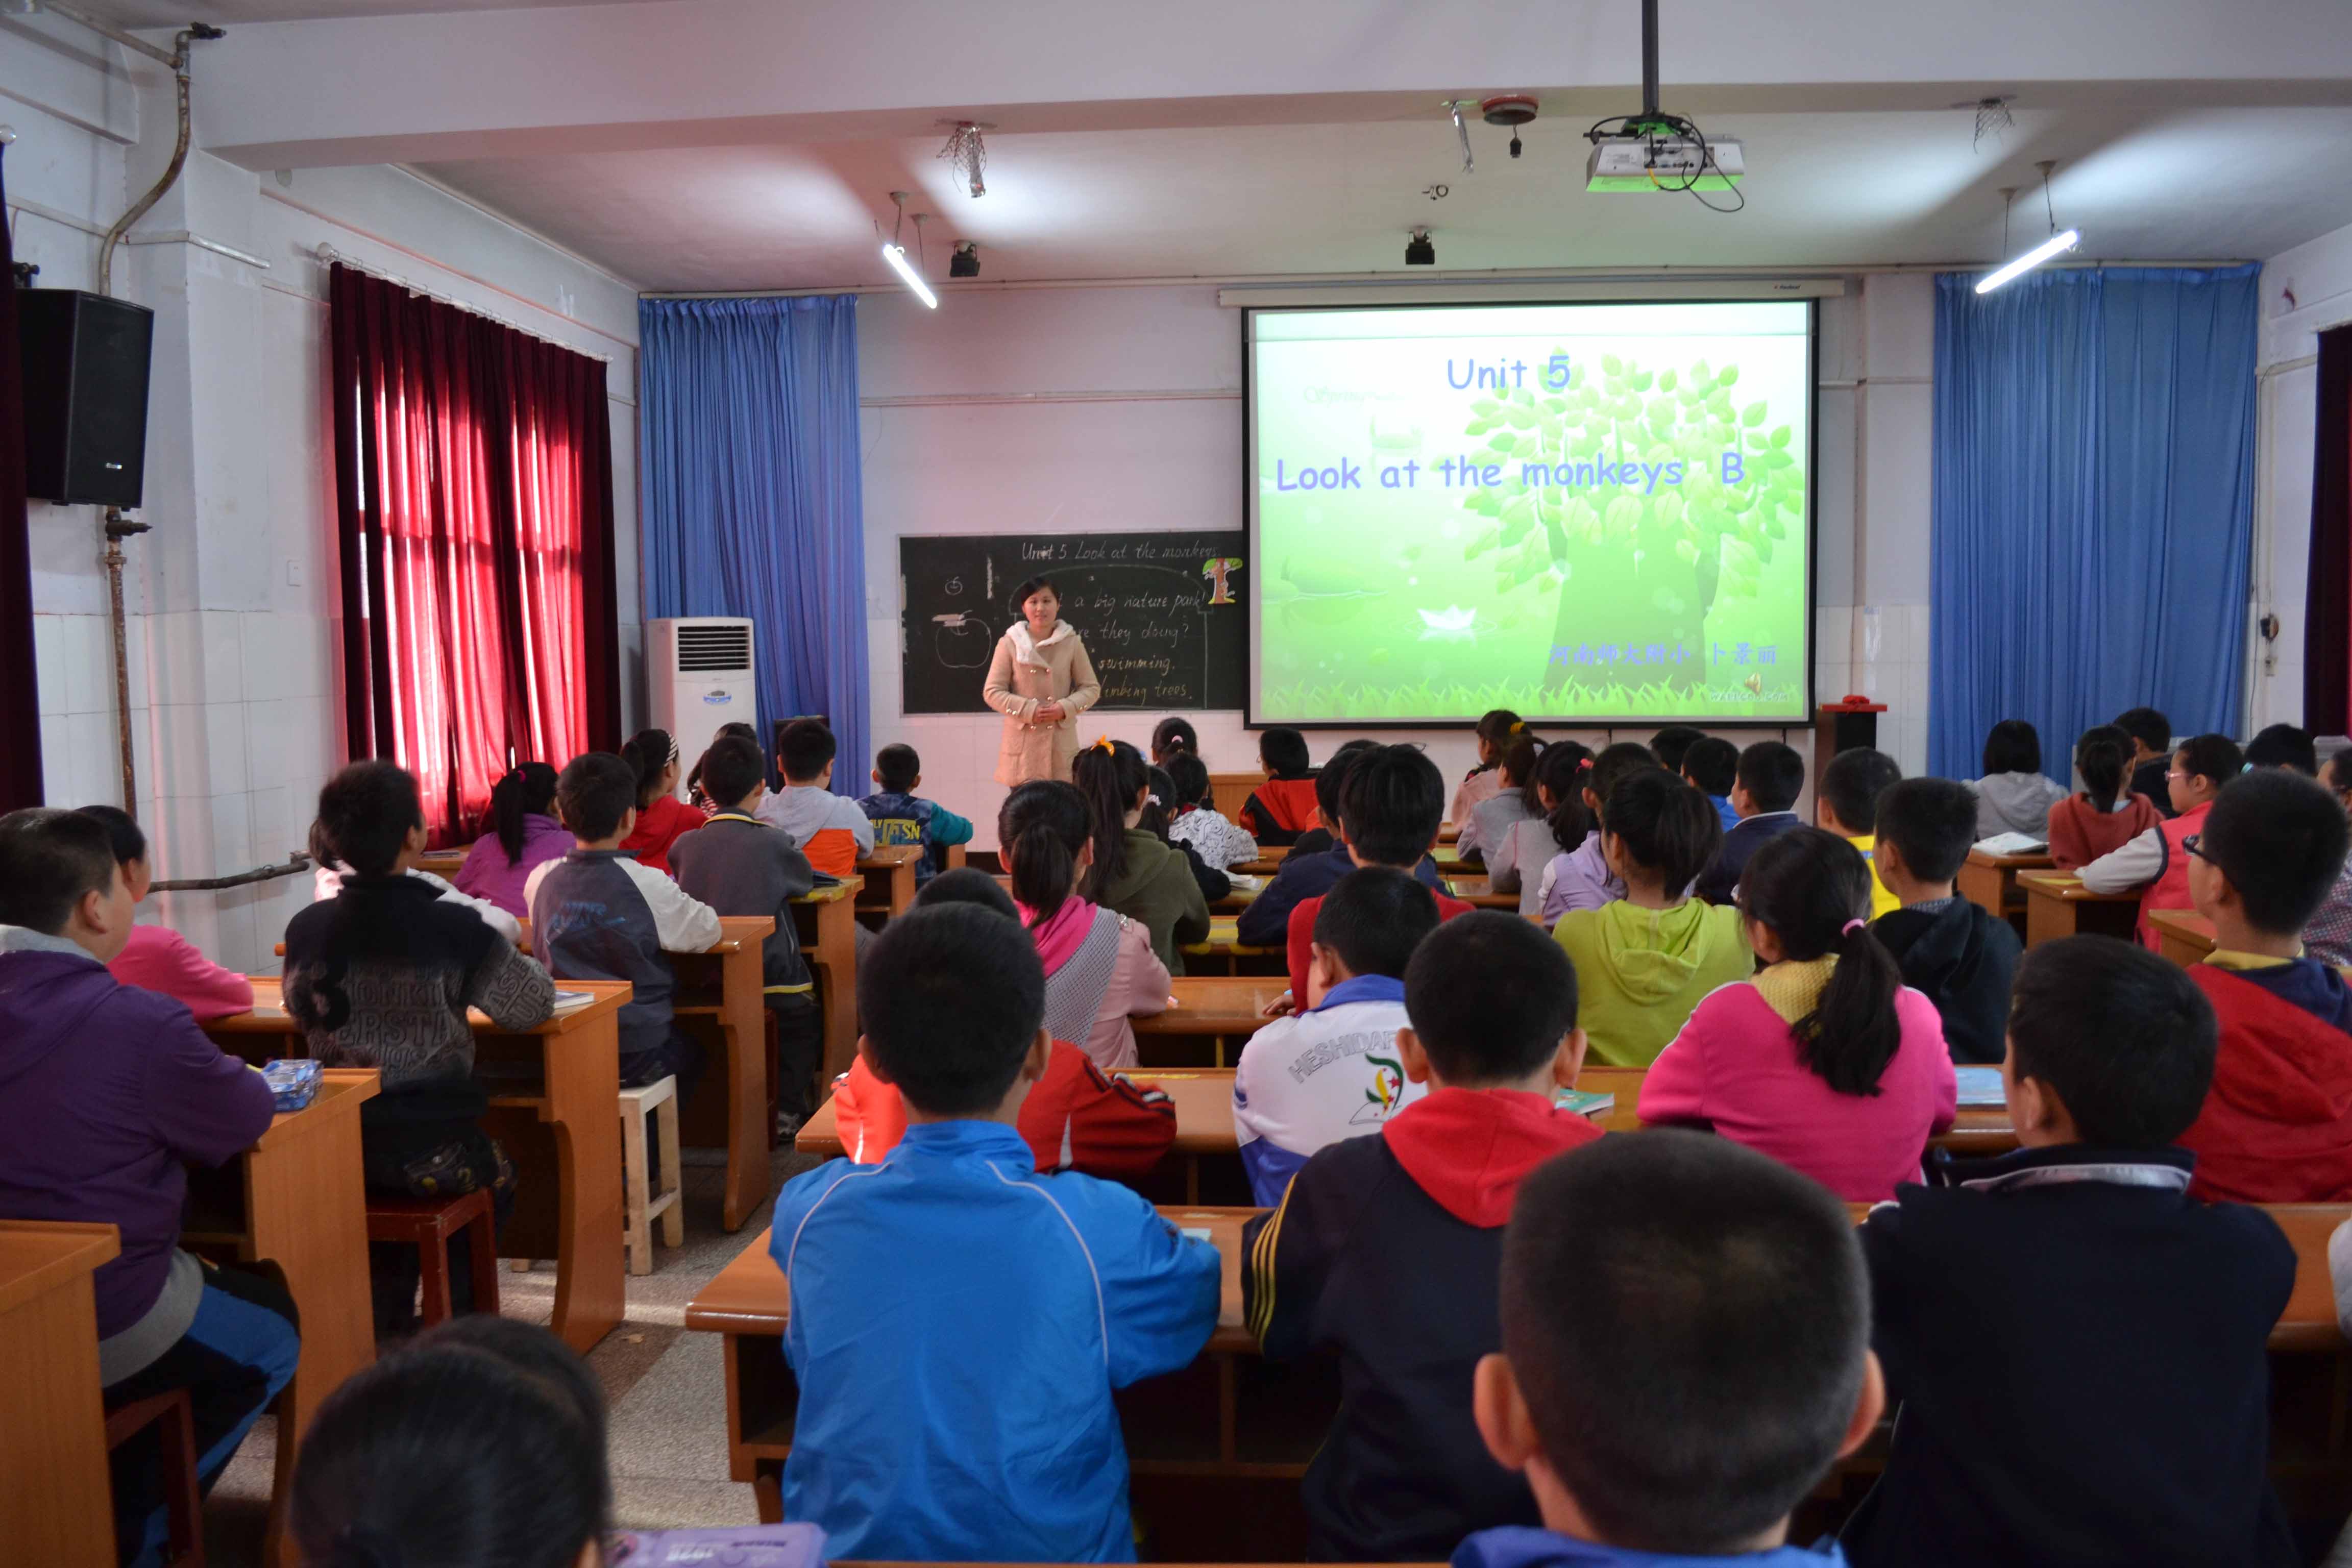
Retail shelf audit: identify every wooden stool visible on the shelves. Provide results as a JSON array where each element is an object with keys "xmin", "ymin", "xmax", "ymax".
[
  {"xmin": 620, "ymin": 1076, "xmax": 684, "ymax": 1276},
  {"xmin": 365, "ymin": 1188, "xmax": 499, "ymax": 1328},
  {"xmin": 106, "ymin": 1388, "xmax": 203, "ymax": 1568}
]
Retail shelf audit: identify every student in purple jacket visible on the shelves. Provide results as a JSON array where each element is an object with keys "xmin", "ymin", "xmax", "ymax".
[{"xmin": 0, "ymin": 807, "xmax": 298, "ymax": 1563}]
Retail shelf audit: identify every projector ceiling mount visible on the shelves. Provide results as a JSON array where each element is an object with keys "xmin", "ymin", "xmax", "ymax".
[{"xmin": 1583, "ymin": 0, "xmax": 1745, "ymax": 211}]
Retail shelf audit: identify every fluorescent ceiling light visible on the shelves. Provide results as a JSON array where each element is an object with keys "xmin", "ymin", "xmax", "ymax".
[
  {"xmin": 880, "ymin": 241, "xmax": 938, "ymax": 309},
  {"xmin": 1975, "ymin": 228, "xmax": 2081, "ymax": 295}
]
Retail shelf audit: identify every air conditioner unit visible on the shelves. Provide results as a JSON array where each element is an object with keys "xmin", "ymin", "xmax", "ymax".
[{"xmin": 647, "ymin": 617, "xmax": 756, "ymax": 799}]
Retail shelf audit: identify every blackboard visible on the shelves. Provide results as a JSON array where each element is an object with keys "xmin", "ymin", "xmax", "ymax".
[{"xmin": 900, "ymin": 531, "xmax": 1248, "ymax": 715}]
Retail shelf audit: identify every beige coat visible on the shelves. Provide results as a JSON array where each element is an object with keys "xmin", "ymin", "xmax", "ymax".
[{"xmin": 985, "ymin": 620, "xmax": 1103, "ymax": 786}]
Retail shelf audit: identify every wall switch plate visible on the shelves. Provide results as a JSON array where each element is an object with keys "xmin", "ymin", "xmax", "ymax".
[{"xmin": 285, "ymin": 559, "xmax": 304, "ymax": 586}]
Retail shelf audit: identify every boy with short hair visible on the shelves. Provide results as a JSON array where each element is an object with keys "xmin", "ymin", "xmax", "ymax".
[
  {"xmin": 1240, "ymin": 725, "xmax": 1320, "ymax": 847},
  {"xmin": 2079, "ymin": 731, "xmax": 2245, "ymax": 946},
  {"xmin": 1870, "ymin": 777, "xmax": 2021, "ymax": 1065},
  {"xmin": 755, "ymin": 719, "xmax": 875, "ymax": 877},
  {"xmin": 528, "ymin": 752, "xmax": 721, "ymax": 1091},
  {"xmin": 1462, "ymin": 1129, "xmax": 1881, "ymax": 1568},
  {"xmin": 78, "ymin": 802, "xmax": 254, "ymax": 1021},
  {"xmin": 1682, "ymin": 735, "xmax": 1741, "ymax": 832},
  {"xmin": 1284, "ymin": 744, "xmax": 1474, "ymax": 997},
  {"xmin": 1694, "ymin": 740, "xmax": 1806, "ymax": 905},
  {"xmin": 287, "ymin": 761, "xmax": 556, "ymax": 1335},
  {"xmin": 1234, "ymin": 740, "xmax": 1440, "ymax": 948},
  {"xmin": 669, "ymin": 736, "xmax": 824, "ymax": 1133},
  {"xmin": 856, "ymin": 742, "xmax": 974, "ymax": 887},
  {"xmin": 2174, "ymin": 768, "xmax": 2352, "ymax": 1200},
  {"xmin": 2115, "ymin": 705, "xmax": 2177, "ymax": 818},
  {"xmin": 1245, "ymin": 911, "xmax": 1602, "ymax": 1561},
  {"xmin": 1816, "ymin": 747, "xmax": 1901, "ymax": 917},
  {"xmin": 0, "ymin": 808, "xmax": 299, "ymax": 1561},
  {"xmin": 1233, "ymin": 867, "xmax": 1440, "ymax": 1204},
  {"xmin": 769, "ymin": 903, "xmax": 1221, "ymax": 1561},
  {"xmin": 1843, "ymin": 936, "xmax": 2297, "ymax": 1567},
  {"xmin": 1649, "ymin": 723, "xmax": 1704, "ymax": 775}
]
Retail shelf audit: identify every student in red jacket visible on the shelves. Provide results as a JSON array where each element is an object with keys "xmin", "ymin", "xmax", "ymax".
[
  {"xmin": 826, "ymin": 869, "xmax": 1175, "ymax": 1180},
  {"xmin": 2177, "ymin": 767, "xmax": 2352, "ymax": 1201},
  {"xmin": 1240, "ymin": 727, "xmax": 1322, "ymax": 847},
  {"xmin": 1242, "ymin": 909, "xmax": 1601, "ymax": 1561},
  {"xmin": 1284, "ymin": 744, "xmax": 1473, "ymax": 997}
]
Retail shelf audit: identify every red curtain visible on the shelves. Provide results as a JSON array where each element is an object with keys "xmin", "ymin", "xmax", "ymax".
[
  {"xmin": 2305, "ymin": 324, "xmax": 2352, "ymax": 733},
  {"xmin": 329, "ymin": 264, "xmax": 619, "ymax": 840}
]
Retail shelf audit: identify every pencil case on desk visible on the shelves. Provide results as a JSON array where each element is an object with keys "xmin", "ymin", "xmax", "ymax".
[{"xmin": 261, "ymin": 1058, "xmax": 320, "ymax": 1112}]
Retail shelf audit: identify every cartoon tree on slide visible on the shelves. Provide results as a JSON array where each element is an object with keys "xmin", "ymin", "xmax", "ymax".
[{"xmin": 1459, "ymin": 352, "xmax": 1803, "ymax": 695}]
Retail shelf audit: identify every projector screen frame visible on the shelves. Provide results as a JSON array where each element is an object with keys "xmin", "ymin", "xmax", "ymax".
[{"xmin": 1240, "ymin": 295, "xmax": 1820, "ymax": 732}]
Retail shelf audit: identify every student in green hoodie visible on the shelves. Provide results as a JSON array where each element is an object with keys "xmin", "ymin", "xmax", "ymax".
[
  {"xmin": 1554, "ymin": 768, "xmax": 1753, "ymax": 1067},
  {"xmin": 1073, "ymin": 738, "xmax": 1211, "ymax": 972}
]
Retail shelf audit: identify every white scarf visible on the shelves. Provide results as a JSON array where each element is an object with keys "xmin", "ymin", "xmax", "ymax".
[{"xmin": 1007, "ymin": 618, "xmax": 1073, "ymax": 667}]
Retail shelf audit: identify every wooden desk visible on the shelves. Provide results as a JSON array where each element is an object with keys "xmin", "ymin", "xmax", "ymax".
[
  {"xmin": 1179, "ymin": 915, "xmax": 1286, "ymax": 978},
  {"xmin": 508, "ymin": 916, "xmax": 776, "ymax": 1232},
  {"xmin": 854, "ymin": 847, "xmax": 924, "ymax": 924},
  {"xmin": 413, "ymin": 849, "xmax": 466, "ymax": 881},
  {"xmin": 798, "ymin": 1066, "xmax": 1646, "ymax": 1201},
  {"xmin": 206, "ymin": 981, "xmax": 632, "ymax": 1354},
  {"xmin": 1135, "ymin": 977, "xmax": 1287, "ymax": 1066},
  {"xmin": 688, "ymin": 1207, "xmax": 1292, "ymax": 1535},
  {"xmin": 1957, "ymin": 849, "xmax": 2052, "ymax": 937},
  {"xmin": 1232, "ymin": 849, "xmax": 1292, "ymax": 877},
  {"xmin": 0, "ymin": 1220, "xmax": 120, "ymax": 1568},
  {"xmin": 687, "ymin": 1198, "xmax": 2347, "ymax": 1543},
  {"xmin": 1444, "ymin": 876, "xmax": 1519, "ymax": 910},
  {"xmin": 792, "ymin": 878, "xmax": 864, "ymax": 1082},
  {"xmin": 668, "ymin": 918, "xmax": 780, "ymax": 1231},
  {"xmin": 181, "ymin": 1069, "xmax": 378, "ymax": 1563},
  {"xmin": 2018, "ymin": 871, "xmax": 2143, "ymax": 947},
  {"xmin": 2150, "ymin": 908, "xmax": 2219, "ymax": 969}
]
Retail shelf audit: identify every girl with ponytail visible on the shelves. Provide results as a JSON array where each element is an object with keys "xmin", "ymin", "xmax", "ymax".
[
  {"xmin": 2046, "ymin": 723, "xmax": 2163, "ymax": 870},
  {"xmin": 1071, "ymin": 738, "xmax": 1211, "ymax": 973},
  {"xmin": 1639, "ymin": 826, "xmax": 1957, "ymax": 1201},
  {"xmin": 1485, "ymin": 741, "xmax": 1595, "ymax": 920},
  {"xmin": 1449, "ymin": 709, "xmax": 1534, "ymax": 827},
  {"xmin": 1455, "ymin": 733, "xmax": 1545, "ymax": 863},
  {"xmin": 452, "ymin": 761, "xmax": 567, "ymax": 917},
  {"xmin": 616, "ymin": 728, "xmax": 705, "ymax": 875},
  {"xmin": 999, "ymin": 780, "xmax": 1171, "ymax": 1069}
]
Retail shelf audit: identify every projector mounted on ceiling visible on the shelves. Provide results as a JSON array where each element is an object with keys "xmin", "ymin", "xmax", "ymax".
[
  {"xmin": 1586, "ymin": 135, "xmax": 1743, "ymax": 192},
  {"xmin": 1582, "ymin": 0, "xmax": 1745, "ymax": 210}
]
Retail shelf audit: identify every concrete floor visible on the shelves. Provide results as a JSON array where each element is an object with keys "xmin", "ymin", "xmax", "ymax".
[{"xmin": 200, "ymin": 1144, "xmax": 825, "ymax": 1565}]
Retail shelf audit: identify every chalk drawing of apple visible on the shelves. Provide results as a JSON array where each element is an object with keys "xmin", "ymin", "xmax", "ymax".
[{"xmin": 932, "ymin": 612, "xmax": 992, "ymax": 669}]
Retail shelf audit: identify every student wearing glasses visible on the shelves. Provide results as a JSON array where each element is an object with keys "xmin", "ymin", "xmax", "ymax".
[{"xmin": 2078, "ymin": 733, "xmax": 2244, "ymax": 950}]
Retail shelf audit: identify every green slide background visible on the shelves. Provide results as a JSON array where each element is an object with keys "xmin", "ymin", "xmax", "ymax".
[{"xmin": 1251, "ymin": 302, "xmax": 1811, "ymax": 724}]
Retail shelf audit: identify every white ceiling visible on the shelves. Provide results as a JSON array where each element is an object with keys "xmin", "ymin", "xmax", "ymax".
[
  {"xmin": 88, "ymin": 0, "xmax": 2352, "ymax": 290},
  {"xmin": 83, "ymin": 0, "xmax": 638, "ymax": 24},
  {"xmin": 415, "ymin": 104, "xmax": 2352, "ymax": 291}
]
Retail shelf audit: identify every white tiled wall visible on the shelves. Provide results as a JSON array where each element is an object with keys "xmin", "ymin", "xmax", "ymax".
[{"xmin": 13, "ymin": 44, "xmax": 641, "ymax": 974}]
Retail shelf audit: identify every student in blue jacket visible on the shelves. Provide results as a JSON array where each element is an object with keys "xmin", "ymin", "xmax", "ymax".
[
  {"xmin": 1457, "ymin": 1130, "xmax": 1883, "ymax": 1568},
  {"xmin": 768, "ymin": 900, "xmax": 1222, "ymax": 1563}
]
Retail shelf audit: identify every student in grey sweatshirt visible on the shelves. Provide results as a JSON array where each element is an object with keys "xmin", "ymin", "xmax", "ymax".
[
  {"xmin": 670, "ymin": 736, "xmax": 824, "ymax": 1131},
  {"xmin": 1968, "ymin": 720, "xmax": 2069, "ymax": 839}
]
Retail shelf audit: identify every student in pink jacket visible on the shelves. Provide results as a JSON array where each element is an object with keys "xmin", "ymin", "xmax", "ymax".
[
  {"xmin": 999, "ymin": 779, "xmax": 1169, "ymax": 1071},
  {"xmin": 79, "ymin": 804, "xmax": 256, "ymax": 1022},
  {"xmin": 1641, "ymin": 826, "xmax": 1955, "ymax": 1202}
]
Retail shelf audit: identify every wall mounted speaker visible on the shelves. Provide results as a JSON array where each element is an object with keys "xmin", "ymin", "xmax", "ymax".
[{"xmin": 18, "ymin": 288, "xmax": 155, "ymax": 509}]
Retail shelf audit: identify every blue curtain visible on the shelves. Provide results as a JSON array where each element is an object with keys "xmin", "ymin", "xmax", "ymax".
[
  {"xmin": 1928, "ymin": 265, "xmax": 2259, "ymax": 781},
  {"xmin": 639, "ymin": 296, "xmax": 869, "ymax": 791}
]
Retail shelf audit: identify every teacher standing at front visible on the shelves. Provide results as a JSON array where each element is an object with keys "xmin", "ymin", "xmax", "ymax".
[{"xmin": 985, "ymin": 576, "xmax": 1104, "ymax": 786}]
